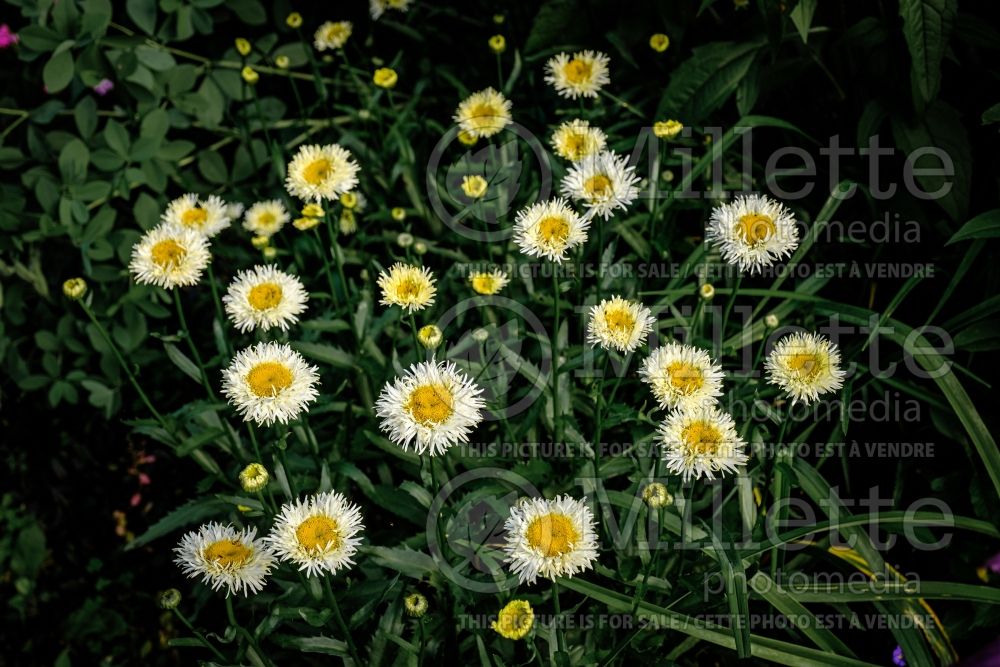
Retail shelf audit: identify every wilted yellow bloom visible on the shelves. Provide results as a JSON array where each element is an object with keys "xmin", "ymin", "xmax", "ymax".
[
  {"xmin": 339, "ymin": 209, "xmax": 357, "ymax": 234},
  {"xmin": 63, "ymin": 277, "xmax": 87, "ymax": 300},
  {"xmin": 391, "ymin": 207, "xmax": 407, "ymax": 222},
  {"xmin": 275, "ymin": 55, "xmax": 290, "ymax": 69},
  {"xmin": 642, "ymin": 482, "xmax": 672, "ymax": 508},
  {"xmin": 653, "ymin": 119, "xmax": 684, "ymax": 139},
  {"xmin": 373, "ymin": 67, "xmax": 398, "ymax": 89},
  {"xmin": 241, "ymin": 66, "xmax": 259, "ymax": 84},
  {"xmin": 235, "ymin": 38, "xmax": 252, "ymax": 56},
  {"xmin": 286, "ymin": 12, "xmax": 303, "ymax": 28},
  {"xmin": 302, "ymin": 203, "xmax": 325, "ymax": 218},
  {"xmin": 491, "ymin": 600, "xmax": 534, "ymax": 640},
  {"xmin": 461, "ymin": 175, "xmax": 488, "ymax": 199},
  {"xmin": 649, "ymin": 33, "xmax": 670, "ymax": 52},
  {"xmin": 294, "ymin": 217, "xmax": 321, "ymax": 231},
  {"xmin": 404, "ymin": 593, "xmax": 428, "ymax": 617},
  {"xmin": 489, "ymin": 35, "xmax": 506, "ymax": 54},
  {"xmin": 251, "ymin": 235, "xmax": 270, "ymax": 250}
]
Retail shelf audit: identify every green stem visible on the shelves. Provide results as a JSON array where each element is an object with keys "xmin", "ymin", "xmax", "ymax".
[
  {"xmin": 408, "ymin": 312, "xmax": 421, "ymax": 355},
  {"xmin": 417, "ymin": 617, "xmax": 426, "ymax": 667},
  {"xmin": 171, "ymin": 608, "xmax": 227, "ymax": 663},
  {"xmin": 313, "ymin": 227, "xmax": 340, "ymax": 307},
  {"xmin": 226, "ymin": 595, "xmax": 268, "ymax": 665},
  {"xmin": 173, "ymin": 289, "xmax": 215, "ymax": 400},
  {"xmin": 323, "ymin": 577, "xmax": 363, "ymax": 666},
  {"xmin": 551, "ymin": 270, "xmax": 562, "ymax": 444},
  {"xmin": 79, "ymin": 301, "xmax": 168, "ymax": 427},
  {"xmin": 206, "ymin": 264, "xmax": 232, "ymax": 357},
  {"xmin": 552, "ymin": 578, "xmax": 567, "ymax": 655}
]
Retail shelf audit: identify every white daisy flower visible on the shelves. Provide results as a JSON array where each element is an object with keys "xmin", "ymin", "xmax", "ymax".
[
  {"xmin": 266, "ymin": 491, "xmax": 365, "ymax": 578},
  {"xmin": 544, "ymin": 50, "xmax": 610, "ymax": 99},
  {"xmin": 226, "ymin": 201, "xmax": 245, "ymax": 221},
  {"xmin": 765, "ymin": 332, "xmax": 846, "ymax": 404},
  {"xmin": 285, "ymin": 144, "xmax": 360, "ymax": 203},
  {"xmin": 586, "ymin": 295, "xmax": 655, "ymax": 353},
  {"xmin": 242, "ymin": 200, "xmax": 290, "ymax": 238},
  {"xmin": 223, "ymin": 265, "xmax": 309, "ymax": 333},
  {"xmin": 377, "ymin": 263, "xmax": 437, "ymax": 313},
  {"xmin": 657, "ymin": 404, "xmax": 748, "ymax": 482},
  {"xmin": 162, "ymin": 193, "xmax": 232, "ymax": 238},
  {"xmin": 551, "ymin": 119, "xmax": 607, "ymax": 162},
  {"xmin": 706, "ymin": 194, "xmax": 799, "ymax": 273},
  {"xmin": 129, "ymin": 223, "xmax": 212, "ymax": 289},
  {"xmin": 639, "ymin": 342, "xmax": 725, "ymax": 410},
  {"xmin": 453, "ymin": 87, "xmax": 513, "ymax": 139},
  {"xmin": 502, "ymin": 495, "xmax": 599, "ymax": 585},
  {"xmin": 370, "ymin": 0, "xmax": 411, "ymax": 20},
  {"xmin": 561, "ymin": 151, "xmax": 640, "ymax": 220},
  {"xmin": 512, "ymin": 198, "xmax": 590, "ymax": 263},
  {"xmin": 468, "ymin": 269, "xmax": 509, "ymax": 295},
  {"xmin": 314, "ymin": 21, "xmax": 352, "ymax": 51},
  {"xmin": 174, "ymin": 522, "xmax": 276, "ymax": 596},
  {"xmin": 375, "ymin": 359, "xmax": 486, "ymax": 456},
  {"xmin": 221, "ymin": 342, "xmax": 320, "ymax": 426}
]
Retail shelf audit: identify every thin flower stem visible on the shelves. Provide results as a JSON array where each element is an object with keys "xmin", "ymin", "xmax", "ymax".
[
  {"xmin": 408, "ymin": 312, "xmax": 421, "ymax": 354},
  {"xmin": 206, "ymin": 264, "xmax": 232, "ymax": 358},
  {"xmin": 599, "ymin": 89, "xmax": 645, "ymax": 119},
  {"xmin": 171, "ymin": 607, "xmax": 227, "ymax": 663},
  {"xmin": 551, "ymin": 578, "xmax": 567, "ymax": 654},
  {"xmin": 551, "ymin": 269, "xmax": 562, "ymax": 444},
  {"xmin": 326, "ymin": 212, "xmax": 351, "ymax": 308},
  {"xmin": 312, "ymin": 227, "xmax": 340, "ymax": 308},
  {"xmin": 79, "ymin": 301, "xmax": 167, "ymax": 427},
  {"xmin": 417, "ymin": 617, "xmax": 426, "ymax": 667},
  {"xmin": 173, "ymin": 289, "xmax": 216, "ymax": 400},
  {"xmin": 225, "ymin": 596, "xmax": 269, "ymax": 665},
  {"xmin": 323, "ymin": 577, "xmax": 363, "ymax": 666}
]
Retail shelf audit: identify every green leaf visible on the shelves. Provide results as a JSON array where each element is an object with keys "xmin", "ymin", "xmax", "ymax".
[
  {"xmin": 983, "ymin": 102, "xmax": 1000, "ymax": 125},
  {"xmin": 657, "ymin": 39, "xmax": 766, "ymax": 124},
  {"xmin": 127, "ymin": 0, "xmax": 157, "ymax": 34},
  {"xmin": 899, "ymin": 0, "xmax": 957, "ymax": 107},
  {"xmin": 291, "ymin": 342, "xmax": 355, "ymax": 369},
  {"xmin": 367, "ymin": 546, "xmax": 437, "ymax": 579},
  {"xmin": 104, "ymin": 120, "xmax": 131, "ymax": 158},
  {"xmin": 197, "ymin": 151, "xmax": 228, "ymax": 185},
  {"xmin": 74, "ymin": 96, "xmax": 98, "ymax": 139},
  {"xmin": 58, "ymin": 139, "xmax": 89, "ymax": 184},
  {"xmin": 125, "ymin": 498, "xmax": 228, "ymax": 550},
  {"xmin": 164, "ymin": 343, "xmax": 202, "ymax": 384},
  {"xmin": 947, "ymin": 209, "xmax": 1000, "ymax": 244},
  {"xmin": 43, "ymin": 49, "xmax": 75, "ymax": 94},
  {"xmin": 272, "ymin": 635, "xmax": 347, "ymax": 656},
  {"xmin": 789, "ymin": 0, "xmax": 817, "ymax": 43}
]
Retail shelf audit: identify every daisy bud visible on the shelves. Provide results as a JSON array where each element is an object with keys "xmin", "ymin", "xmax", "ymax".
[
  {"xmin": 417, "ymin": 325, "xmax": 443, "ymax": 350},
  {"xmin": 492, "ymin": 14, "xmax": 505, "ymax": 24},
  {"xmin": 404, "ymin": 592, "xmax": 428, "ymax": 618},
  {"xmin": 293, "ymin": 217, "xmax": 319, "ymax": 231},
  {"xmin": 251, "ymin": 235, "xmax": 270, "ymax": 250},
  {"xmin": 457, "ymin": 130, "xmax": 478, "ymax": 146},
  {"xmin": 653, "ymin": 119, "xmax": 684, "ymax": 139},
  {"xmin": 340, "ymin": 191, "xmax": 358, "ymax": 209},
  {"xmin": 286, "ymin": 12, "xmax": 303, "ymax": 28},
  {"xmin": 239, "ymin": 463, "xmax": 269, "ymax": 493},
  {"xmin": 699, "ymin": 283, "xmax": 715, "ymax": 300},
  {"xmin": 396, "ymin": 232, "xmax": 414, "ymax": 248},
  {"xmin": 275, "ymin": 55, "xmax": 290, "ymax": 69},
  {"xmin": 472, "ymin": 328, "xmax": 489, "ymax": 343},
  {"xmin": 461, "ymin": 175, "xmax": 488, "ymax": 199},
  {"xmin": 302, "ymin": 203, "xmax": 325, "ymax": 217},
  {"xmin": 339, "ymin": 210, "xmax": 357, "ymax": 234},
  {"xmin": 63, "ymin": 277, "xmax": 88, "ymax": 300},
  {"xmin": 764, "ymin": 313, "xmax": 779, "ymax": 328},
  {"xmin": 373, "ymin": 67, "xmax": 398, "ymax": 89},
  {"xmin": 488, "ymin": 35, "xmax": 506, "ymax": 54},
  {"xmin": 241, "ymin": 66, "xmax": 259, "ymax": 85},
  {"xmin": 262, "ymin": 246, "xmax": 277, "ymax": 260},
  {"xmin": 158, "ymin": 588, "xmax": 181, "ymax": 610},
  {"xmin": 641, "ymin": 482, "xmax": 672, "ymax": 508},
  {"xmin": 492, "ymin": 600, "xmax": 534, "ymax": 640},
  {"xmin": 235, "ymin": 38, "xmax": 251, "ymax": 56},
  {"xmin": 649, "ymin": 33, "xmax": 670, "ymax": 52},
  {"xmin": 391, "ymin": 207, "xmax": 407, "ymax": 222},
  {"xmin": 413, "ymin": 241, "xmax": 428, "ymax": 255}
]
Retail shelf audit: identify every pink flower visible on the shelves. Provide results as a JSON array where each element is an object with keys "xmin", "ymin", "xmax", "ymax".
[
  {"xmin": 138, "ymin": 472, "xmax": 151, "ymax": 486},
  {"xmin": 0, "ymin": 24, "xmax": 19, "ymax": 49},
  {"xmin": 93, "ymin": 78, "xmax": 114, "ymax": 96},
  {"xmin": 130, "ymin": 493, "xmax": 142, "ymax": 507}
]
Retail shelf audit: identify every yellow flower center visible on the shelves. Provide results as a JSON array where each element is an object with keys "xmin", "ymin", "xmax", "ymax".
[
  {"xmin": 603, "ymin": 305, "xmax": 636, "ymax": 333},
  {"xmin": 151, "ymin": 239, "xmax": 186, "ymax": 268},
  {"xmin": 296, "ymin": 515, "xmax": 341, "ymax": 552},
  {"xmin": 525, "ymin": 513, "xmax": 579, "ymax": 557},
  {"xmin": 666, "ymin": 361, "xmax": 704, "ymax": 394},
  {"xmin": 583, "ymin": 173, "xmax": 613, "ymax": 201},
  {"xmin": 681, "ymin": 420, "xmax": 723, "ymax": 456},
  {"xmin": 737, "ymin": 213, "xmax": 776, "ymax": 244},
  {"xmin": 303, "ymin": 158, "xmax": 331, "ymax": 185},
  {"xmin": 257, "ymin": 211, "xmax": 276, "ymax": 228},
  {"xmin": 326, "ymin": 25, "xmax": 346, "ymax": 42},
  {"xmin": 393, "ymin": 277, "xmax": 424, "ymax": 301},
  {"xmin": 787, "ymin": 352, "xmax": 822, "ymax": 379},
  {"xmin": 181, "ymin": 207, "xmax": 207, "ymax": 227},
  {"xmin": 405, "ymin": 383, "xmax": 454, "ymax": 426},
  {"xmin": 247, "ymin": 282, "xmax": 283, "ymax": 310},
  {"xmin": 564, "ymin": 58, "xmax": 593, "ymax": 84},
  {"xmin": 538, "ymin": 216, "xmax": 570, "ymax": 245},
  {"xmin": 204, "ymin": 539, "xmax": 252, "ymax": 568},
  {"xmin": 246, "ymin": 361, "xmax": 293, "ymax": 397},
  {"xmin": 564, "ymin": 133, "xmax": 589, "ymax": 159},
  {"xmin": 471, "ymin": 274, "xmax": 500, "ymax": 294}
]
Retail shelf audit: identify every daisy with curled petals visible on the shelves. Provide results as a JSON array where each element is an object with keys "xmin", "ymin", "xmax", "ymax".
[
  {"xmin": 242, "ymin": 200, "xmax": 290, "ymax": 238},
  {"xmin": 377, "ymin": 263, "xmax": 436, "ymax": 313},
  {"xmin": 267, "ymin": 491, "xmax": 365, "ymax": 577},
  {"xmin": 468, "ymin": 269, "xmax": 509, "ymax": 295},
  {"xmin": 512, "ymin": 198, "xmax": 590, "ymax": 263},
  {"xmin": 174, "ymin": 522, "xmax": 276, "ymax": 596},
  {"xmin": 370, "ymin": 0, "xmax": 411, "ymax": 20},
  {"xmin": 586, "ymin": 296, "xmax": 655, "ymax": 353},
  {"xmin": 658, "ymin": 404, "xmax": 748, "ymax": 482},
  {"xmin": 453, "ymin": 87, "xmax": 512, "ymax": 139},
  {"xmin": 223, "ymin": 265, "xmax": 308, "ymax": 332},
  {"xmin": 375, "ymin": 360, "xmax": 486, "ymax": 456},
  {"xmin": 551, "ymin": 119, "xmax": 607, "ymax": 162},
  {"xmin": 706, "ymin": 194, "xmax": 799, "ymax": 273},
  {"xmin": 561, "ymin": 151, "xmax": 640, "ymax": 220},
  {"xmin": 162, "ymin": 193, "xmax": 232, "ymax": 238},
  {"xmin": 285, "ymin": 144, "xmax": 360, "ymax": 202},
  {"xmin": 765, "ymin": 332, "xmax": 845, "ymax": 404},
  {"xmin": 544, "ymin": 50, "xmax": 610, "ymax": 99},
  {"xmin": 221, "ymin": 342, "xmax": 320, "ymax": 426},
  {"xmin": 314, "ymin": 21, "xmax": 352, "ymax": 51},
  {"xmin": 129, "ymin": 224, "xmax": 211, "ymax": 289},
  {"xmin": 502, "ymin": 495, "xmax": 599, "ymax": 585},
  {"xmin": 639, "ymin": 342, "xmax": 724, "ymax": 410}
]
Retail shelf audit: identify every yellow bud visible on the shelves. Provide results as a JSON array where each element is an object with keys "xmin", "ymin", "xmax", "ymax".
[
  {"xmin": 262, "ymin": 246, "xmax": 277, "ymax": 260},
  {"xmin": 488, "ymin": 35, "xmax": 506, "ymax": 54},
  {"xmin": 373, "ymin": 67, "xmax": 398, "ymax": 89},
  {"xmin": 241, "ymin": 66, "xmax": 259, "ymax": 84},
  {"xmin": 293, "ymin": 217, "xmax": 321, "ymax": 231},
  {"xmin": 653, "ymin": 119, "xmax": 684, "ymax": 139},
  {"xmin": 391, "ymin": 207, "xmax": 407, "ymax": 222},
  {"xmin": 302, "ymin": 203, "xmax": 325, "ymax": 217},
  {"xmin": 235, "ymin": 38, "xmax": 252, "ymax": 56},
  {"xmin": 286, "ymin": 12, "xmax": 303, "ymax": 28},
  {"xmin": 699, "ymin": 283, "xmax": 715, "ymax": 300},
  {"xmin": 63, "ymin": 277, "xmax": 88, "ymax": 300},
  {"xmin": 417, "ymin": 325, "xmax": 443, "ymax": 350},
  {"xmin": 641, "ymin": 482, "xmax": 672, "ymax": 508},
  {"xmin": 239, "ymin": 463, "xmax": 269, "ymax": 492},
  {"xmin": 275, "ymin": 55, "xmax": 290, "ymax": 69},
  {"xmin": 340, "ymin": 192, "xmax": 358, "ymax": 209},
  {"xmin": 339, "ymin": 210, "xmax": 357, "ymax": 234},
  {"xmin": 457, "ymin": 130, "xmax": 478, "ymax": 146},
  {"xmin": 461, "ymin": 175, "xmax": 488, "ymax": 199},
  {"xmin": 413, "ymin": 241, "xmax": 427, "ymax": 255},
  {"xmin": 251, "ymin": 235, "xmax": 270, "ymax": 249},
  {"xmin": 404, "ymin": 593, "xmax": 428, "ymax": 618},
  {"xmin": 649, "ymin": 33, "xmax": 670, "ymax": 52}
]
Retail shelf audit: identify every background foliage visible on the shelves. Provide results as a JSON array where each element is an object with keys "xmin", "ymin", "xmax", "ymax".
[{"xmin": 2, "ymin": 0, "xmax": 1000, "ymax": 665}]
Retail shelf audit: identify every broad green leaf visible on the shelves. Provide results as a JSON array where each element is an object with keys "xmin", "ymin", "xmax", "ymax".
[
  {"xmin": 43, "ymin": 49, "xmax": 75, "ymax": 94},
  {"xmin": 947, "ymin": 209, "xmax": 1000, "ymax": 244},
  {"xmin": 899, "ymin": 0, "xmax": 957, "ymax": 107},
  {"xmin": 125, "ymin": 498, "xmax": 229, "ymax": 550}
]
